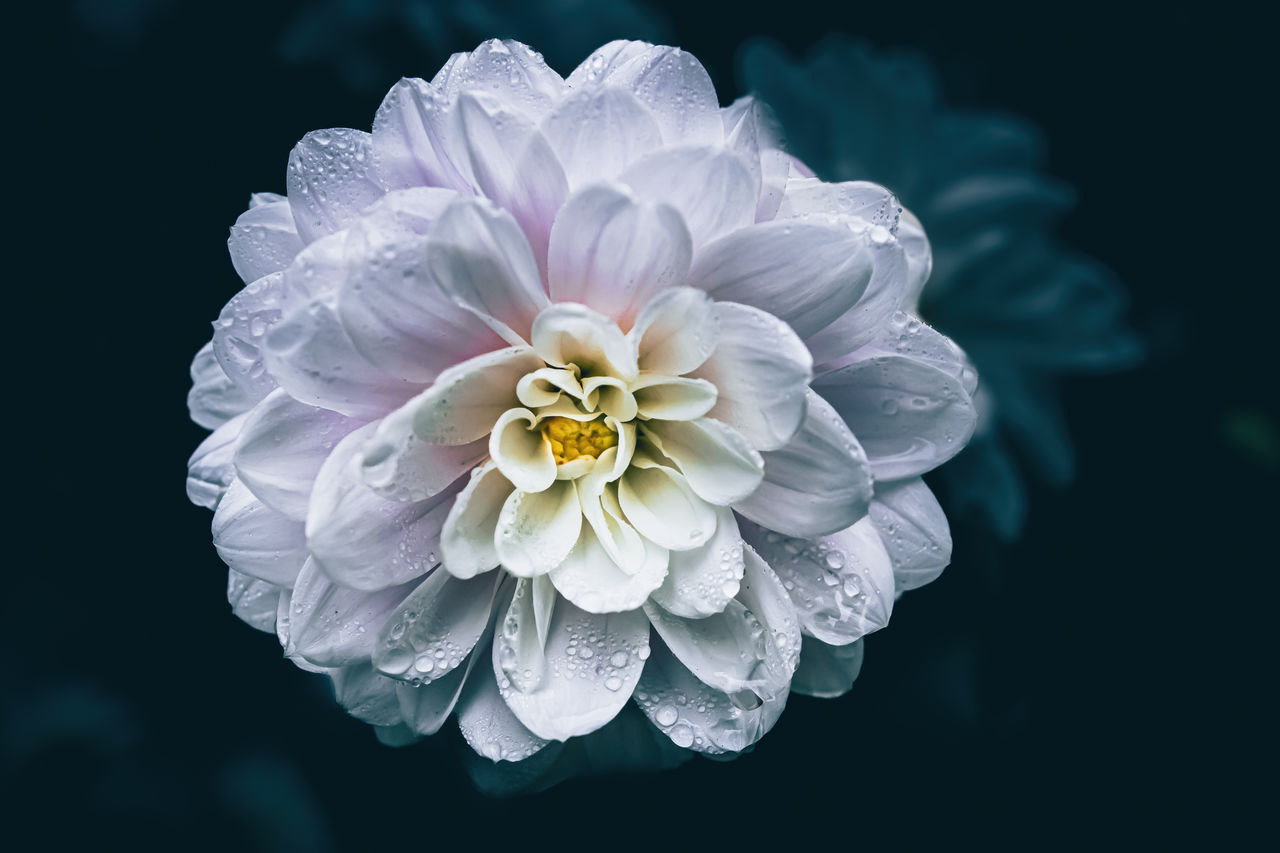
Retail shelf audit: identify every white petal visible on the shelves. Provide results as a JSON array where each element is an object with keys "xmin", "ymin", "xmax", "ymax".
[
  {"xmin": 495, "ymin": 575, "xmax": 557, "ymax": 693},
  {"xmin": 564, "ymin": 40, "xmax": 656, "ymax": 88},
  {"xmin": 686, "ymin": 217, "xmax": 874, "ymax": 339},
  {"xmin": 549, "ymin": 528, "xmax": 668, "ymax": 614},
  {"xmin": 432, "ymin": 39, "xmax": 566, "ymax": 116},
  {"xmin": 643, "ymin": 544, "xmax": 797, "ymax": 702},
  {"xmin": 489, "ymin": 408, "xmax": 556, "ymax": 493},
  {"xmin": 336, "ymin": 190, "xmax": 507, "ymax": 383},
  {"xmin": 286, "ymin": 129, "xmax": 384, "ymax": 243},
  {"xmin": 790, "ymin": 637, "xmax": 865, "ymax": 699},
  {"xmin": 395, "ymin": 643, "xmax": 483, "ymax": 736},
  {"xmin": 228, "ymin": 198, "xmax": 304, "ymax": 285},
  {"xmin": 600, "ymin": 45, "xmax": 723, "ymax": 147},
  {"xmin": 531, "ymin": 303, "xmax": 637, "ymax": 380},
  {"xmin": 868, "ymin": 478, "xmax": 951, "ymax": 592},
  {"xmin": 743, "ymin": 516, "xmax": 894, "ymax": 646},
  {"xmin": 495, "ymin": 480, "xmax": 582, "ymax": 577},
  {"xmin": 643, "ymin": 418, "xmax": 763, "ymax": 506},
  {"xmin": 634, "ymin": 642, "xmax": 786, "ymax": 755},
  {"xmin": 547, "ymin": 183, "xmax": 691, "ymax": 329},
  {"xmin": 226, "ymin": 569, "xmax": 282, "ymax": 633},
  {"xmin": 631, "ymin": 374, "xmax": 717, "ymax": 421},
  {"xmin": 307, "ymin": 423, "xmax": 460, "ymax": 591},
  {"xmin": 212, "ymin": 478, "xmax": 308, "ymax": 586},
  {"xmin": 426, "ymin": 197, "xmax": 549, "ymax": 345},
  {"xmin": 372, "ymin": 570, "xmax": 501, "ymax": 683},
  {"xmin": 448, "ymin": 92, "xmax": 567, "ymax": 273},
  {"xmin": 187, "ymin": 411, "xmax": 247, "ymax": 509},
  {"xmin": 541, "ymin": 87, "xmax": 663, "ymax": 189},
  {"xmin": 627, "ymin": 287, "xmax": 719, "ymax": 376},
  {"xmin": 803, "ymin": 237, "xmax": 910, "ymax": 364},
  {"xmin": 621, "ymin": 146, "xmax": 755, "ymax": 250},
  {"xmin": 648, "ymin": 505, "xmax": 745, "ymax": 618},
  {"xmin": 733, "ymin": 391, "xmax": 873, "ymax": 539},
  {"xmin": 814, "ymin": 355, "xmax": 977, "ymax": 481},
  {"xmin": 371, "ymin": 77, "xmax": 470, "ymax": 192},
  {"xmin": 497, "ymin": 599, "xmax": 649, "ymax": 741},
  {"xmin": 690, "ymin": 301, "xmax": 812, "ymax": 450},
  {"xmin": 233, "ymin": 389, "xmax": 363, "ymax": 520},
  {"xmin": 617, "ymin": 464, "xmax": 716, "ymax": 551},
  {"xmin": 188, "ymin": 342, "xmax": 257, "ymax": 430},
  {"xmin": 441, "ymin": 462, "xmax": 515, "ymax": 579},
  {"xmin": 389, "ymin": 346, "xmax": 544, "ymax": 446},
  {"xmin": 263, "ymin": 298, "xmax": 422, "ymax": 419},
  {"xmin": 457, "ymin": 661, "xmax": 551, "ymax": 762},
  {"xmin": 212, "ymin": 272, "xmax": 286, "ymax": 401},
  {"xmin": 288, "ymin": 558, "xmax": 416, "ymax": 667},
  {"xmin": 330, "ymin": 663, "xmax": 403, "ymax": 727}
]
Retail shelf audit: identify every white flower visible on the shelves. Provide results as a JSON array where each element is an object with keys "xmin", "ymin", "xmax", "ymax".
[{"xmin": 187, "ymin": 39, "xmax": 977, "ymax": 766}]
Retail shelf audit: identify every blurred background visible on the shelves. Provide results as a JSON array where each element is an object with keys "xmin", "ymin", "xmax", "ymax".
[{"xmin": 7, "ymin": 0, "xmax": 1269, "ymax": 847}]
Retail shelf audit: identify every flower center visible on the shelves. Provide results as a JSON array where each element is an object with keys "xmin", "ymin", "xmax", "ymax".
[{"xmin": 542, "ymin": 416, "xmax": 617, "ymax": 464}]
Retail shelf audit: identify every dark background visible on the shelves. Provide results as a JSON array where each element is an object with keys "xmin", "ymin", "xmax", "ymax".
[{"xmin": 7, "ymin": 1, "xmax": 1270, "ymax": 847}]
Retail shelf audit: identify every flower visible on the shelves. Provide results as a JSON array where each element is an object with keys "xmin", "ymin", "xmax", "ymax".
[
  {"xmin": 741, "ymin": 36, "xmax": 1142, "ymax": 539},
  {"xmin": 187, "ymin": 39, "xmax": 977, "ymax": 769}
]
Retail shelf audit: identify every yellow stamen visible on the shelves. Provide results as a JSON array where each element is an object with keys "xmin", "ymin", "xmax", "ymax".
[{"xmin": 542, "ymin": 416, "xmax": 617, "ymax": 464}]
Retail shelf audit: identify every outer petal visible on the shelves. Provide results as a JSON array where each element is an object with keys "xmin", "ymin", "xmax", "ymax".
[
  {"xmin": 188, "ymin": 342, "xmax": 257, "ymax": 430},
  {"xmin": 686, "ymin": 217, "xmax": 874, "ymax": 340},
  {"xmin": 330, "ymin": 663, "xmax": 403, "ymax": 727},
  {"xmin": 228, "ymin": 198, "xmax": 304, "ymax": 285},
  {"xmin": 497, "ymin": 600, "xmax": 650, "ymax": 741},
  {"xmin": 621, "ymin": 146, "xmax": 756, "ymax": 251},
  {"xmin": 458, "ymin": 649, "xmax": 552, "ymax": 762},
  {"xmin": 212, "ymin": 272, "xmax": 286, "ymax": 401},
  {"xmin": 426, "ymin": 197, "xmax": 549, "ymax": 345},
  {"xmin": 233, "ymin": 389, "xmax": 363, "ymax": 520},
  {"xmin": 690, "ymin": 301, "xmax": 812, "ymax": 451},
  {"xmin": 549, "ymin": 529, "xmax": 669, "ymax": 614},
  {"xmin": 634, "ymin": 642, "xmax": 787, "ymax": 755},
  {"xmin": 227, "ymin": 570, "xmax": 282, "ymax": 633},
  {"xmin": 643, "ymin": 418, "xmax": 764, "ymax": 506},
  {"xmin": 494, "ymin": 575, "xmax": 557, "ymax": 693},
  {"xmin": 307, "ymin": 423, "xmax": 461, "ymax": 591},
  {"xmin": 288, "ymin": 558, "xmax": 416, "ymax": 667},
  {"xmin": 212, "ymin": 478, "xmax": 308, "ymax": 586},
  {"xmin": 733, "ymin": 391, "xmax": 874, "ymax": 539},
  {"xmin": 648, "ymin": 505, "xmax": 745, "ymax": 618},
  {"xmin": 336, "ymin": 189, "xmax": 506, "ymax": 383},
  {"xmin": 814, "ymin": 354, "xmax": 977, "ymax": 482},
  {"xmin": 187, "ymin": 411, "xmax": 247, "ymax": 509},
  {"xmin": 790, "ymin": 637, "xmax": 865, "ymax": 698},
  {"xmin": 540, "ymin": 87, "xmax": 664, "ymax": 189},
  {"xmin": 395, "ymin": 643, "xmax": 481, "ymax": 736},
  {"xmin": 448, "ymin": 91, "xmax": 568, "ymax": 272},
  {"xmin": 867, "ymin": 478, "xmax": 952, "ymax": 592},
  {"xmin": 286, "ymin": 129, "xmax": 384, "ymax": 244},
  {"xmin": 372, "ymin": 570, "xmax": 501, "ymax": 684},
  {"xmin": 743, "ymin": 516, "xmax": 894, "ymax": 646},
  {"xmin": 547, "ymin": 182, "xmax": 691, "ymax": 328},
  {"xmin": 597, "ymin": 45, "xmax": 723, "ymax": 147},
  {"xmin": 263, "ymin": 297, "xmax": 422, "ymax": 419},
  {"xmin": 371, "ymin": 77, "xmax": 470, "ymax": 193}
]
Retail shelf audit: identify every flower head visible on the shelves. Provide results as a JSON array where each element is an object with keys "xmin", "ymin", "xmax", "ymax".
[{"xmin": 188, "ymin": 39, "xmax": 977, "ymax": 768}]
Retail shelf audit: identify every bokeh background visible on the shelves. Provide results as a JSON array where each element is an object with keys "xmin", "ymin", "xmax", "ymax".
[{"xmin": 8, "ymin": 0, "xmax": 1269, "ymax": 847}]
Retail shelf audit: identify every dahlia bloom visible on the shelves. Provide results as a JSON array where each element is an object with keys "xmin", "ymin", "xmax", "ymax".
[
  {"xmin": 741, "ymin": 37, "xmax": 1141, "ymax": 538},
  {"xmin": 187, "ymin": 39, "xmax": 977, "ymax": 764}
]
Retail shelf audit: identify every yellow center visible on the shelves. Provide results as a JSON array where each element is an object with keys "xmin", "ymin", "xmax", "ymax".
[{"xmin": 542, "ymin": 416, "xmax": 617, "ymax": 464}]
